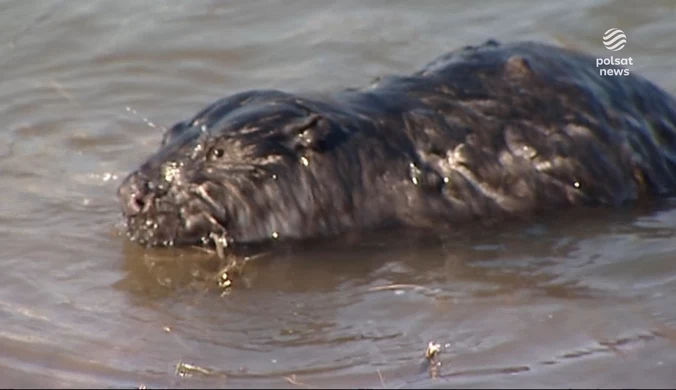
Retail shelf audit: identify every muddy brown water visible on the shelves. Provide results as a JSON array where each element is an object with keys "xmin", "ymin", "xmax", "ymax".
[{"xmin": 2, "ymin": 0, "xmax": 676, "ymax": 388}]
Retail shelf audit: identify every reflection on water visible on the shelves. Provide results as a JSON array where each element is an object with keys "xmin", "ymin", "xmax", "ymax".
[{"xmin": 2, "ymin": 0, "xmax": 676, "ymax": 388}]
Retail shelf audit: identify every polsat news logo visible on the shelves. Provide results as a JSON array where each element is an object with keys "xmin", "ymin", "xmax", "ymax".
[
  {"xmin": 603, "ymin": 28, "xmax": 627, "ymax": 51},
  {"xmin": 597, "ymin": 28, "xmax": 632, "ymax": 76}
]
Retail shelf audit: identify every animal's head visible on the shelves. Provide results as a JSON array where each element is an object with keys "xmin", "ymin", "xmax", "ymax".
[{"xmin": 117, "ymin": 90, "xmax": 356, "ymax": 249}]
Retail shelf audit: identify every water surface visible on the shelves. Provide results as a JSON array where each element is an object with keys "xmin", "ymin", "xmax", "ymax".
[{"xmin": 2, "ymin": 0, "xmax": 676, "ymax": 388}]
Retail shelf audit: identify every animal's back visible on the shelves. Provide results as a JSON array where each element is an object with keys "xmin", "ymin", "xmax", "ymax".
[{"xmin": 331, "ymin": 40, "xmax": 676, "ymax": 226}]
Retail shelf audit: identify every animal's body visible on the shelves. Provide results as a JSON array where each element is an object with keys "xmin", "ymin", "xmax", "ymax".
[{"xmin": 117, "ymin": 40, "xmax": 676, "ymax": 250}]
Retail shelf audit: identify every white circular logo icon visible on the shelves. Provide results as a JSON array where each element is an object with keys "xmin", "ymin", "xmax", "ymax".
[{"xmin": 603, "ymin": 28, "xmax": 627, "ymax": 51}]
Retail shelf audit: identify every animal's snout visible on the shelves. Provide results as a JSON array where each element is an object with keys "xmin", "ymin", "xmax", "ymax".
[{"xmin": 117, "ymin": 173, "xmax": 160, "ymax": 217}]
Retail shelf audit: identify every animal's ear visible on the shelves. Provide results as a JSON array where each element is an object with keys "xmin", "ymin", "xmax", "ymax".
[{"xmin": 281, "ymin": 113, "xmax": 334, "ymax": 152}]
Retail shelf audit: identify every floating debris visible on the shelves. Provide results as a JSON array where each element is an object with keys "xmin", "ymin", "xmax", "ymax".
[
  {"xmin": 367, "ymin": 283, "xmax": 439, "ymax": 296},
  {"xmin": 175, "ymin": 361, "xmax": 213, "ymax": 378},
  {"xmin": 425, "ymin": 341, "xmax": 443, "ymax": 378},
  {"xmin": 284, "ymin": 374, "xmax": 314, "ymax": 389},
  {"xmin": 188, "ymin": 236, "xmax": 271, "ymax": 293},
  {"xmin": 376, "ymin": 368, "xmax": 386, "ymax": 387},
  {"xmin": 218, "ymin": 271, "xmax": 232, "ymax": 289},
  {"xmin": 213, "ymin": 252, "xmax": 267, "ymax": 294},
  {"xmin": 425, "ymin": 341, "xmax": 441, "ymax": 360}
]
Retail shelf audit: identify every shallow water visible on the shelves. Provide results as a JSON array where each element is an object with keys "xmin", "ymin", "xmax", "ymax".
[{"xmin": 2, "ymin": 0, "xmax": 676, "ymax": 388}]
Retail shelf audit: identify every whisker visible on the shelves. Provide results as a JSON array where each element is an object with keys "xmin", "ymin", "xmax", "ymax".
[
  {"xmin": 210, "ymin": 231, "xmax": 227, "ymax": 259},
  {"xmin": 194, "ymin": 185, "xmax": 227, "ymax": 218}
]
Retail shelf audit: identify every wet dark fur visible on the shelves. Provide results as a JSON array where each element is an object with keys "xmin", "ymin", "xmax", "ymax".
[{"xmin": 117, "ymin": 40, "xmax": 676, "ymax": 250}]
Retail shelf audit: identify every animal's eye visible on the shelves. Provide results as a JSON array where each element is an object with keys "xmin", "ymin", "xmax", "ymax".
[{"xmin": 211, "ymin": 148, "xmax": 225, "ymax": 159}]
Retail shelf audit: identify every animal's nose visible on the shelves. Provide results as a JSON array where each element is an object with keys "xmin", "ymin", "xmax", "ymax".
[{"xmin": 117, "ymin": 173, "xmax": 154, "ymax": 217}]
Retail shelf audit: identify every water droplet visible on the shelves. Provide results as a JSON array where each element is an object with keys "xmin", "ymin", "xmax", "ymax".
[
  {"xmin": 521, "ymin": 145, "xmax": 537, "ymax": 159},
  {"xmin": 163, "ymin": 161, "xmax": 181, "ymax": 183},
  {"xmin": 409, "ymin": 163, "xmax": 422, "ymax": 186},
  {"xmin": 201, "ymin": 124, "xmax": 208, "ymax": 132},
  {"xmin": 272, "ymin": 232, "xmax": 279, "ymax": 239},
  {"xmin": 574, "ymin": 181, "xmax": 580, "ymax": 188},
  {"xmin": 300, "ymin": 156, "xmax": 309, "ymax": 166}
]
